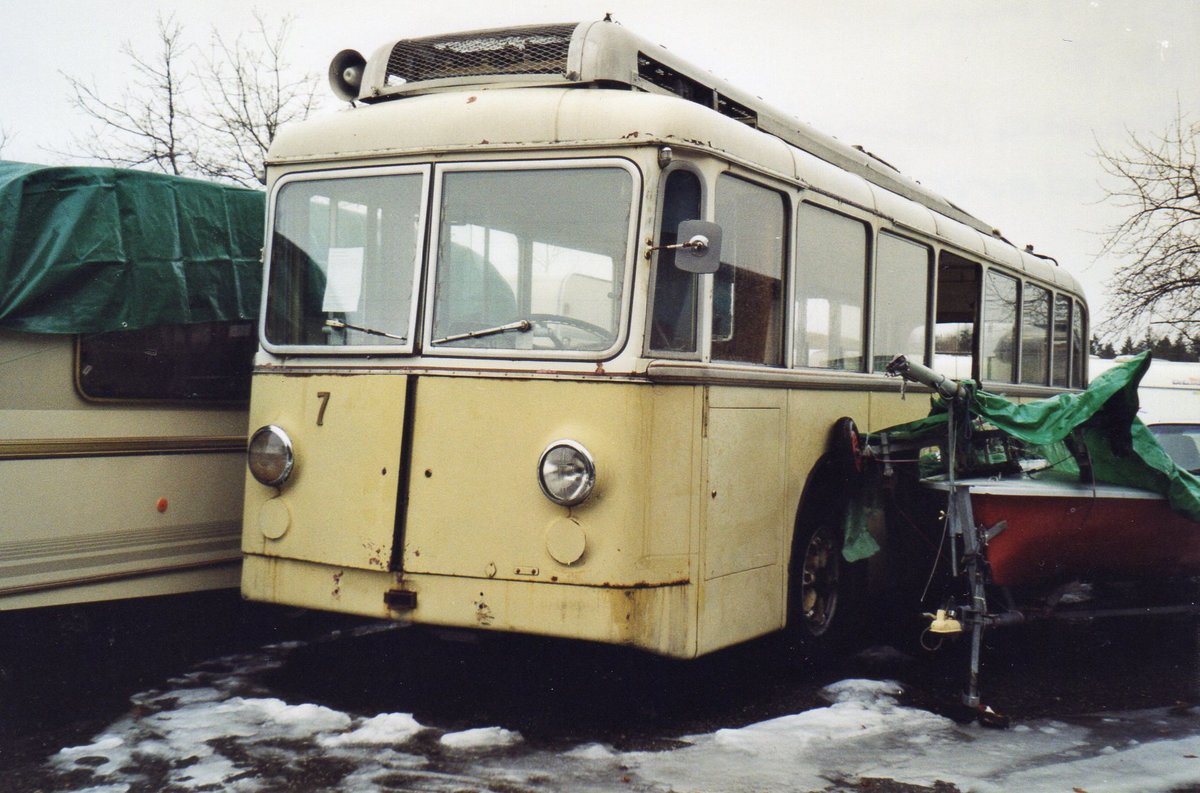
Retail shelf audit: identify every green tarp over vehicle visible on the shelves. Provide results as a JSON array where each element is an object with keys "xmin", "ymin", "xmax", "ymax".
[
  {"xmin": 847, "ymin": 352, "xmax": 1200, "ymax": 561},
  {"xmin": 0, "ymin": 161, "xmax": 264, "ymax": 334}
]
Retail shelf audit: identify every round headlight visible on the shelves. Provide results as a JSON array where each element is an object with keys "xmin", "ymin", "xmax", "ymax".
[
  {"xmin": 248, "ymin": 425, "xmax": 294, "ymax": 487},
  {"xmin": 537, "ymin": 440, "xmax": 596, "ymax": 507}
]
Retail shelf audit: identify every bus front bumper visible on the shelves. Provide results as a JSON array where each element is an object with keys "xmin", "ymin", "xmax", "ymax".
[{"xmin": 242, "ymin": 554, "xmax": 697, "ymax": 658}]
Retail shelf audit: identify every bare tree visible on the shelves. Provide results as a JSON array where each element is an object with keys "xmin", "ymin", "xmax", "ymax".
[
  {"xmin": 62, "ymin": 15, "xmax": 200, "ymax": 176},
  {"xmin": 1097, "ymin": 109, "xmax": 1200, "ymax": 336},
  {"xmin": 0, "ymin": 126, "xmax": 12, "ymax": 158},
  {"xmin": 59, "ymin": 12, "xmax": 317, "ymax": 186},
  {"xmin": 199, "ymin": 13, "xmax": 318, "ymax": 187}
]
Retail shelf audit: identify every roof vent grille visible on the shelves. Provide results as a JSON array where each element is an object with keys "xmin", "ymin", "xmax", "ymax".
[
  {"xmin": 637, "ymin": 53, "xmax": 715, "ymax": 106},
  {"xmin": 385, "ymin": 24, "xmax": 577, "ymax": 86},
  {"xmin": 637, "ymin": 53, "xmax": 758, "ymax": 127}
]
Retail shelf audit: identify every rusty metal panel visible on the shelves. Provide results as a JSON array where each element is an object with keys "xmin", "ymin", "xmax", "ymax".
[{"xmin": 242, "ymin": 372, "xmax": 406, "ymax": 572}]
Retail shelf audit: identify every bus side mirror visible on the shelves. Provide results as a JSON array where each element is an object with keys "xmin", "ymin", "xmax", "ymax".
[
  {"xmin": 645, "ymin": 220, "xmax": 722, "ymax": 273},
  {"xmin": 672, "ymin": 220, "xmax": 722, "ymax": 274}
]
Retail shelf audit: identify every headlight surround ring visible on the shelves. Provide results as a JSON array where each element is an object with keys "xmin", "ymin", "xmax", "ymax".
[
  {"xmin": 537, "ymin": 440, "xmax": 596, "ymax": 507},
  {"xmin": 248, "ymin": 424, "xmax": 295, "ymax": 487}
]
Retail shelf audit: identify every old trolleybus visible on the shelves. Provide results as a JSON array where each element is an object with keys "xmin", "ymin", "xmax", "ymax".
[{"xmin": 242, "ymin": 20, "xmax": 1089, "ymax": 658}]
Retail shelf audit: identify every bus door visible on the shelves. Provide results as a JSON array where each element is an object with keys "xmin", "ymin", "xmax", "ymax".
[{"xmin": 696, "ymin": 173, "xmax": 791, "ymax": 651}]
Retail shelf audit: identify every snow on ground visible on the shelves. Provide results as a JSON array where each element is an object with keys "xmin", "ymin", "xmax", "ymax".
[{"xmin": 47, "ymin": 635, "xmax": 1200, "ymax": 793}]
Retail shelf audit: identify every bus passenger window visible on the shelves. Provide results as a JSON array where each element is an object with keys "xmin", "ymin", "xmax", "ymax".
[
  {"xmin": 982, "ymin": 270, "xmax": 1018, "ymax": 383},
  {"xmin": 795, "ymin": 204, "xmax": 867, "ymax": 371},
  {"xmin": 649, "ymin": 170, "xmax": 702, "ymax": 354},
  {"xmin": 934, "ymin": 253, "xmax": 979, "ymax": 379},
  {"xmin": 873, "ymin": 233, "xmax": 931, "ymax": 371},
  {"xmin": 711, "ymin": 175, "xmax": 785, "ymax": 365},
  {"xmin": 1051, "ymin": 294, "xmax": 1072, "ymax": 386},
  {"xmin": 1021, "ymin": 283, "xmax": 1051, "ymax": 385}
]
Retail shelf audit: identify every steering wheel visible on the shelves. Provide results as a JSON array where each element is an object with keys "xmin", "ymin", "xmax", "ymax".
[{"xmin": 526, "ymin": 314, "xmax": 612, "ymax": 349}]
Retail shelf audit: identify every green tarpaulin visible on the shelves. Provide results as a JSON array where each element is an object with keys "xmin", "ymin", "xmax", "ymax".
[
  {"xmin": 0, "ymin": 161, "xmax": 264, "ymax": 334},
  {"xmin": 847, "ymin": 352, "xmax": 1200, "ymax": 561}
]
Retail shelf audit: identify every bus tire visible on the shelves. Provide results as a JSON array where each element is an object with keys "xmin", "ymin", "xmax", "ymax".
[
  {"xmin": 827, "ymin": 416, "xmax": 864, "ymax": 482},
  {"xmin": 787, "ymin": 508, "xmax": 865, "ymax": 656}
]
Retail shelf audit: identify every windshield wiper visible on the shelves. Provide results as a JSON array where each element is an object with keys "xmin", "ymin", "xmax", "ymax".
[
  {"xmin": 431, "ymin": 319, "xmax": 532, "ymax": 345},
  {"xmin": 325, "ymin": 318, "xmax": 407, "ymax": 341}
]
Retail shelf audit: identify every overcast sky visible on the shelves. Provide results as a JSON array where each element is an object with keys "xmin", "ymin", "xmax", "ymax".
[{"xmin": 2, "ymin": 0, "xmax": 1197, "ymax": 331}]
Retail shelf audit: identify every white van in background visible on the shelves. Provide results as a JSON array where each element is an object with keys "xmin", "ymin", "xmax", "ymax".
[{"xmin": 1091, "ymin": 355, "xmax": 1200, "ymax": 472}]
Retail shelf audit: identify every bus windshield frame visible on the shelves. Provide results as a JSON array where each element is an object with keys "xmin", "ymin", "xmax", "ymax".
[{"xmin": 260, "ymin": 158, "xmax": 641, "ymax": 361}]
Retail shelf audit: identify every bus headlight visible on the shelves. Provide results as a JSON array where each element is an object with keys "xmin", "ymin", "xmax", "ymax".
[
  {"xmin": 248, "ymin": 425, "xmax": 294, "ymax": 487},
  {"xmin": 537, "ymin": 440, "xmax": 596, "ymax": 507}
]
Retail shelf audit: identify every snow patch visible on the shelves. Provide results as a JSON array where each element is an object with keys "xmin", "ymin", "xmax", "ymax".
[
  {"xmin": 320, "ymin": 712, "xmax": 426, "ymax": 746},
  {"xmin": 439, "ymin": 726, "xmax": 523, "ymax": 749},
  {"xmin": 39, "ymin": 625, "xmax": 1200, "ymax": 793}
]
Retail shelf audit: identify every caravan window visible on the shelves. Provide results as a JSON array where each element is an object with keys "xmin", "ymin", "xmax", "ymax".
[{"xmin": 78, "ymin": 321, "xmax": 255, "ymax": 402}]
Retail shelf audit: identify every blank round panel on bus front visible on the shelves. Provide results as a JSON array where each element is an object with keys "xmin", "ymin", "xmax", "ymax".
[
  {"xmin": 673, "ymin": 220, "xmax": 722, "ymax": 274},
  {"xmin": 258, "ymin": 497, "xmax": 292, "ymax": 540},
  {"xmin": 545, "ymin": 516, "xmax": 586, "ymax": 566}
]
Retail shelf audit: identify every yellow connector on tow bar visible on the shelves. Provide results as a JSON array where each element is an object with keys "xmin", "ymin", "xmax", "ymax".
[{"xmin": 925, "ymin": 608, "xmax": 963, "ymax": 635}]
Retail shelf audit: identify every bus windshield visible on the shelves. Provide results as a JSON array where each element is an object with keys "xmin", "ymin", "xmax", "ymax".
[
  {"xmin": 265, "ymin": 170, "xmax": 426, "ymax": 350},
  {"xmin": 429, "ymin": 165, "xmax": 634, "ymax": 354},
  {"xmin": 263, "ymin": 163, "xmax": 636, "ymax": 356}
]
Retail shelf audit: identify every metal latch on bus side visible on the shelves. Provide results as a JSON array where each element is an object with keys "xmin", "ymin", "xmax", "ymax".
[{"xmin": 384, "ymin": 588, "xmax": 418, "ymax": 611}]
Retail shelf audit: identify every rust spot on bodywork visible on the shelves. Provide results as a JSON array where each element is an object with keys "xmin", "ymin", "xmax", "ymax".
[
  {"xmin": 473, "ymin": 594, "xmax": 495, "ymax": 627},
  {"xmin": 332, "ymin": 571, "xmax": 343, "ymax": 599},
  {"xmin": 598, "ymin": 579, "xmax": 690, "ymax": 590},
  {"xmin": 363, "ymin": 542, "xmax": 387, "ymax": 569}
]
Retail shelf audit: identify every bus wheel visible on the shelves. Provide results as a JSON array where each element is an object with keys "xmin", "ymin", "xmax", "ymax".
[{"xmin": 796, "ymin": 521, "xmax": 842, "ymax": 638}]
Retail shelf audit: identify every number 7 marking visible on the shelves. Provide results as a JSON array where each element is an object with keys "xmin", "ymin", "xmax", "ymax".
[{"xmin": 316, "ymin": 391, "xmax": 331, "ymax": 426}]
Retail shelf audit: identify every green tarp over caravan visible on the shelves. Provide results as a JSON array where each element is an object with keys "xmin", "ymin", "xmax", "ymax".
[
  {"xmin": 847, "ymin": 352, "xmax": 1200, "ymax": 561},
  {"xmin": 0, "ymin": 161, "xmax": 264, "ymax": 334}
]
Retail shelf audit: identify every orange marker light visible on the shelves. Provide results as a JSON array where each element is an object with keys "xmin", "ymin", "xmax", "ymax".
[{"xmin": 156, "ymin": 497, "xmax": 169, "ymax": 513}]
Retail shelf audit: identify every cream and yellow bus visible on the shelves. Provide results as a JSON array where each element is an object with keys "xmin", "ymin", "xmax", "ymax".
[
  {"xmin": 1, "ymin": 163, "xmax": 261, "ymax": 610},
  {"xmin": 241, "ymin": 20, "xmax": 1088, "ymax": 658}
]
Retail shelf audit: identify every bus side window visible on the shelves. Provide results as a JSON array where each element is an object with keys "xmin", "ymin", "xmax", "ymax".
[
  {"xmin": 982, "ymin": 269, "xmax": 1019, "ymax": 383},
  {"xmin": 711, "ymin": 175, "xmax": 785, "ymax": 365},
  {"xmin": 873, "ymin": 232, "xmax": 931, "ymax": 371},
  {"xmin": 1052, "ymin": 294, "xmax": 1071, "ymax": 387},
  {"xmin": 1021, "ymin": 282, "xmax": 1051, "ymax": 385},
  {"xmin": 934, "ymin": 252, "xmax": 980, "ymax": 379},
  {"xmin": 794, "ymin": 203, "xmax": 868, "ymax": 371},
  {"xmin": 649, "ymin": 170, "xmax": 702, "ymax": 354}
]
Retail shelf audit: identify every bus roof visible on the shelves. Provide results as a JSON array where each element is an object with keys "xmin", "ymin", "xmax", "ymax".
[
  {"xmin": 269, "ymin": 86, "xmax": 1083, "ymax": 297},
  {"xmin": 343, "ymin": 22, "xmax": 1024, "ymax": 241}
]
